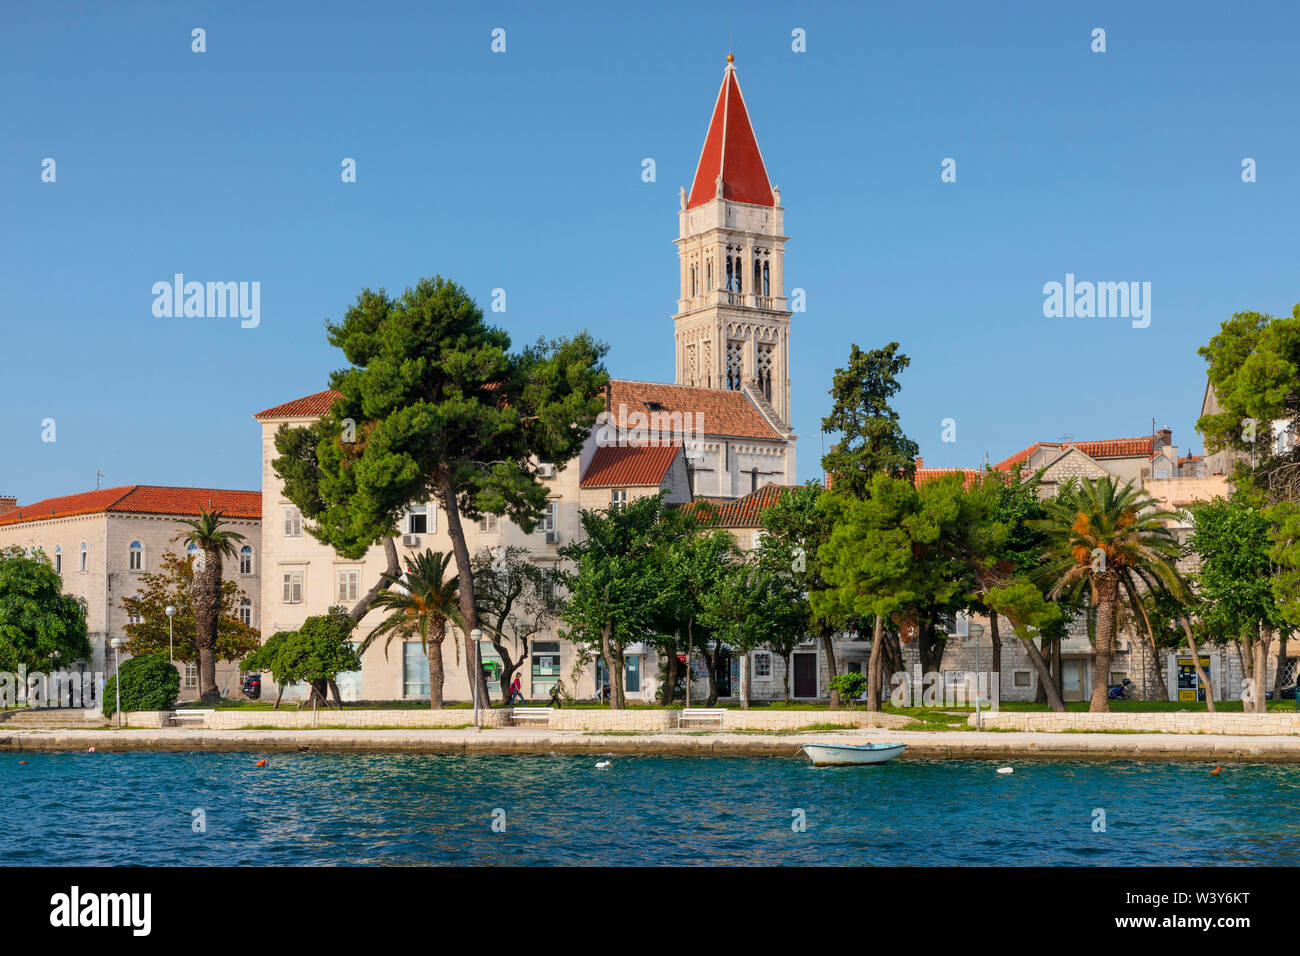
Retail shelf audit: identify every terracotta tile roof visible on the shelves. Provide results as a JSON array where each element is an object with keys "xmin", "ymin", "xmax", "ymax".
[
  {"xmin": 0, "ymin": 486, "xmax": 261, "ymax": 526},
  {"xmin": 914, "ymin": 467, "xmax": 985, "ymax": 490},
  {"xmin": 608, "ymin": 380, "xmax": 781, "ymax": 441},
  {"xmin": 994, "ymin": 436, "xmax": 1157, "ymax": 471},
  {"xmin": 678, "ymin": 483, "xmax": 792, "ymax": 528},
  {"xmin": 580, "ymin": 444, "xmax": 681, "ymax": 488},
  {"xmin": 254, "ymin": 389, "xmax": 340, "ymax": 420},
  {"xmin": 687, "ymin": 61, "xmax": 774, "ymax": 210}
]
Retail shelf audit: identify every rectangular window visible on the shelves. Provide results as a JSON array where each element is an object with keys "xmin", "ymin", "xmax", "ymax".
[
  {"xmin": 478, "ymin": 514, "xmax": 498, "ymax": 533},
  {"xmin": 403, "ymin": 642, "xmax": 430, "ymax": 699},
  {"xmin": 539, "ymin": 568, "xmax": 557, "ymax": 607},
  {"xmin": 283, "ymin": 506, "xmax": 302, "ymax": 538},
  {"xmin": 282, "ymin": 571, "xmax": 303, "ymax": 604},
  {"xmin": 238, "ymin": 603, "xmax": 252, "ymax": 626},
  {"xmin": 538, "ymin": 501, "xmax": 557, "ymax": 534},
  {"xmin": 625, "ymin": 655, "xmax": 640, "ymax": 694},
  {"xmin": 407, "ymin": 504, "xmax": 429, "ymax": 535},
  {"xmin": 184, "ymin": 662, "xmax": 198, "ymax": 689},
  {"xmin": 54, "ymin": 554, "xmax": 61, "ymax": 574},
  {"xmin": 129, "ymin": 550, "xmax": 143, "ymax": 571},
  {"xmin": 753, "ymin": 651, "xmax": 772, "ymax": 679},
  {"xmin": 1014, "ymin": 670, "xmax": 1031, "ymax": 688},
  {"xmin": 337, "ymin": 568, "xmax": 360, "ymax": 603},
  {"xmin": 80, "ymin": 549, "xmax": 87, "ymax": 572},
  {"xmin": 611, "ymin": 489, "xmax": 628, "ymax": 506}
]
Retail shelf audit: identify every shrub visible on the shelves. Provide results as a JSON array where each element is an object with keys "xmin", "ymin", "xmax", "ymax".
[
  {"xmin": 103, "ymin": 652, "xmax": 181, "ymax": 717},
  {"xmin": 829, "ymin": 672, "xmax": 869, "ymax": 709}
]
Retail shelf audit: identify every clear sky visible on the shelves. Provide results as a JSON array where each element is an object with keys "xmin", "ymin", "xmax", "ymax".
[{"xmin": 4, "ymin": 0, "xmax": 1298, "ymax": 503}]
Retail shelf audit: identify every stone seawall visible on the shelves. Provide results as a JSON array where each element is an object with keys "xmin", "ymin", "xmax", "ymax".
[
  {"xmin": 972, "ymin": 712, "xmax": 1300, "ymax": 736},
  {"xmin": 5, "ymin": 727, "xmax": 1300, "ymax": 761}
]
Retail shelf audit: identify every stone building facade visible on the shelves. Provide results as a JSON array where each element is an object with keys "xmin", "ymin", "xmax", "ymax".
[{"xmin": 0, "ymin": 486, "xmax": 262, "ymax": 701}]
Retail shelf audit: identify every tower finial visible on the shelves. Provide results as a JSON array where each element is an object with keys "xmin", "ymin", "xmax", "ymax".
[{"xmin": 726, "ymin": 53, "xmax": 734, "ymax": 63}]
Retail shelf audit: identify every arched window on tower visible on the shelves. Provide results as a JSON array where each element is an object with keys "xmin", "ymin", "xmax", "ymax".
[
  {"xmin": 762, "ymin": 260, "xmax": 770, "ymax": 296},
  {"xmin": 734, "ymin": 256, "xmax": 743, "ymax": 293},
  {"xmin": 725, "ymin": 256, "xmax": 734, "ymax": 292}
]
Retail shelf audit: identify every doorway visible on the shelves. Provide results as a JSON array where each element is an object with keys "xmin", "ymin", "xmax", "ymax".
[
  {"xmin": 793, "ymin": 652, "xmax": 818, "ymax": 699},
  {"xmin": 1062, "ymin": 658, "xmax": 1086, "ymax": 702}
]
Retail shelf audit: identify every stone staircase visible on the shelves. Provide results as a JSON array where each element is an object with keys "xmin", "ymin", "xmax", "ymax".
[{"xmin": 0, "ymin": 708, "xmax": 112, "ymax": 729}]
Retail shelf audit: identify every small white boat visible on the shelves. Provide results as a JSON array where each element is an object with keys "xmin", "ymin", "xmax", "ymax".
[{"xmin": 799, "ymin": 742, "xmax": 906, "ymax": 766}]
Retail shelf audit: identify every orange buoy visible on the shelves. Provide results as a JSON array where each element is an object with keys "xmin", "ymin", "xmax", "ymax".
[
  {"xmin": 1210, "ymin": 765, "xmax": 1221, "ymax": 775},
  {"xmin": 18, "ymin": 760, "xmax": 26, "ymax": 764},
  {"xmin": 255, "ymin": 759, "xmax": 267, "ymax": 767}
]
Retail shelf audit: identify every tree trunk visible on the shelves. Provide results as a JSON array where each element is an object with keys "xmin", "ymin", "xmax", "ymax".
[
  {"xmin": 820, "ymin": 631, "xmax": 840, "ymax": 709},
  {"xmin": 1090, "ymin": 577, "xmax": 1118, "ymax": 712},
  {"xmin": 700, "ymin": 640, "xmax": 719, "ymax": 707},
  {"xmin": 1253, "ymin": 625, "xmax": 1271, "ymax": 714},
  {"xmin": 685, "ymin": 619, "xmax": 694, "ymax": 709},
  {"xmin": 663, "ymin": 639, "xmax": 678, "ymax": 706},
  {"xmin": 740, "ymin": 651, "xmax": 750, "ymax": 710},
  {"xmin": 349, "ymin": 536, "xmax": 402, "ymax": 623},
  {"xmin": 194, "ymin": 548, "xmax": 222, "ymax": 704},
  {"xmin": 783, "ymin": 652, "xmax": 792, "ymax": 703},
  {"xmin": 437, "ymin": 473, "xmax": 488, "ymax": 709},
  {"xmin": 1273, "ymin": 630, "xmax": 1290, "ymax": 701},
  {"xmin": 988, "ymin": 612, "xmax": 1002, "ymax": 705},
  {"xmin": 328, "ymin": 678, "xmax": 343, "ymax": 710},
  {"xmin": 866, "ymin": 615, "xmax": 885, "ymax": 711},
  {"xmin": 599, "ymin": 623, "xmax": 621, "ymax": 710},
  {"xmin": 612, "ymin": 637, "xmax": 626, "ymax": 710},
  {"xmin": 273, "ymin": 684, "xmax": 284, "ymax": 709},
  {"xmin": 427, "ymin": 621, "xmax": 446, "ymax": 710},
  {"xmin": 1018, "ymin": 634, "xmax": 1067, "ymax": 712},
  {"xmin": 1179, "ymin": 617, "xmax": 1215, "ymax": 713}
]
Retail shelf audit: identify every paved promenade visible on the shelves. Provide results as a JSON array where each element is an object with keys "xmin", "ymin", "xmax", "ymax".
[{"xmin": 4, "ymin": 726, "xmax": 1300, "ymax": 761}]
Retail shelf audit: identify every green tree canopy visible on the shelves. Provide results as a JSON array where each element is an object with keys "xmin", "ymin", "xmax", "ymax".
[
  {"xmin": 0, "ymin": 546, "xmax": 90, "ymax": 673},
  {"xmin": 820, "ymin": 342, "xmax": 919, "ymax": 497}
]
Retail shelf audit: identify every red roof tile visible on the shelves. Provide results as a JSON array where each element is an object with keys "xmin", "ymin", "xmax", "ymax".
[
  {"xmin": 608, "ymin": 380, "xmax": 781, "ymax": 441},
  {"xmin": 0, "ymin": 486, "xmax": 261, "ymax": 526},
  {"xmin": 254, "ymin": 390, "xmax": 340, "ymax": 420},
  {"xmin": 580, "ymin": 444, "xmax": 681, "ymax": 488},
  {"xmin": 687, "ymin": 60, "xmax": 774, "ymax": 210},
  {"xmin": 914, "ymin": 468, "xmax": 985, "ymax": 490},
  {"xmin": 994, "ymin": 436, "xmax": 1156, "ymax": 471},
  {"xmin": 678, "ymin": 483, "xmax": 792, "ymax": 528}
]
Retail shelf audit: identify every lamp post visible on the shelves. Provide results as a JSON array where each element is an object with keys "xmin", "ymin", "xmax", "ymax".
[
  {"xmin": 968, "ymin": 622, "xmax": 986, "ymax": 731},
  {"xmin": 109, "ymin": 637, "xmax": 123, "ymax": 728},
  {"xmin": 471, "ymin": 628, "xmax": 484, "ymax": 727},
  {"xmin": 165, "ymin": 605, "xmax": 176, "ymax": 662}
]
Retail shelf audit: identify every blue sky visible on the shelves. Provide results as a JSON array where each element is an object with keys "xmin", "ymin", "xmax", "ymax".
[{"xmin": 3, "ymin": 0, "xmax": 1298, "ymax": 502}]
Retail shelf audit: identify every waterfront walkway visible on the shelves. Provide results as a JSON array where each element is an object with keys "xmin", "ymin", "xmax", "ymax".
[{"xmin": 4, "ymin": 726, "xmax": 1300, "ymax": 761}]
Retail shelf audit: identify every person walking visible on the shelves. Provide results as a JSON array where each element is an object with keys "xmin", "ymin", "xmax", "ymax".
[{"xmin": 508, "ymin": 673, "xmax": 526, "ymax": 706}]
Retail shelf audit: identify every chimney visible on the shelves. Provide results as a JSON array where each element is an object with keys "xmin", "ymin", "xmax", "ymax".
[
  {"xmin": 1155, "ymin": 428, "xmax": 1172, "ymax": 450},
  {"xmin": 0, "ymin": 496, "xmax": 16, "ymax": 516}
]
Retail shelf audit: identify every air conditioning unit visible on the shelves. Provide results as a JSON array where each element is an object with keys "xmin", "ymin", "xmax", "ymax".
[
  {"xmin": 537, "ymin": 463, "xmax": 556, "ymax": 479},
  {"xmin": 545, "ymin": 529, "xmax": 560, "ymax": 545},
  {"xmin": 401, "ymin": 534, "xmax": 420, "ymax": 547}
]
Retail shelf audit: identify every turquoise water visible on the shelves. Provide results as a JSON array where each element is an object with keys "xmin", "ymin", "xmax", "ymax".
[{"xmin": 3, "ymin": 752, "xmax": 1297, "ymax": 866}]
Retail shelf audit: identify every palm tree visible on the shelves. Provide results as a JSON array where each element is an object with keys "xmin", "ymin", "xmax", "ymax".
[
  {"xmin": 1033, "ymin": 476, "xmax": 1183, "ymax": 712},
  {"xmin": 174, "ymin": 509, "xmax": 246, "ymax": 703},
  {"xmin": 366, "ymin": 550, "xmax": 467, "ymax": 709}
]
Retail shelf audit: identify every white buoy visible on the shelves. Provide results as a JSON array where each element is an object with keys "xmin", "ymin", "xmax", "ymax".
[
  {"xmin": 996, "ymin": 766, "xmax": 1014, "ymax": 774},
  {"xmin": 595, "ymin": 760, "xmax": 612, "ymax": 769}
]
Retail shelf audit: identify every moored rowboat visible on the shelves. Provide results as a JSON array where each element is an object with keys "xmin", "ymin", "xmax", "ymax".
[{"xmin": 799, "ymin": 742, "xmax": 906, "ymax": 766}]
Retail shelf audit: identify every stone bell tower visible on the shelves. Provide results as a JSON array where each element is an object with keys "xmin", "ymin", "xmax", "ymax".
[{"xmin": 673, "ymin": 55, "xmax": 792, "ymax": 428}]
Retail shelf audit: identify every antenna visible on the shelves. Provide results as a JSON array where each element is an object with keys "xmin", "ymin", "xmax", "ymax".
[{"xmin": 95, "ymin": 469, "xmax": 104, "ymax": 490}]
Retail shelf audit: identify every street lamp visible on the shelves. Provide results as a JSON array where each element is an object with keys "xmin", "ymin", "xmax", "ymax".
[
  {"xmin": 109, "ymin": 637, "xmax": 123, "ymax": 728},
  {"xmin": 164, "ymin": 605, "xmax": 176, "ymax": 662},
  {"xmin": 471, "ymin": 628, "xmax": 483, "ymax": 726},
  {"xmin": 968, "ymin": 622, "xmax": 986, "ymax": 731}
]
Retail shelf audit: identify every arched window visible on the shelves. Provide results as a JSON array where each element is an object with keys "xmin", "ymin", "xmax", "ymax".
[
  {"xmin": 79, "ymin": 542, "xmax": 87, "ymax": 572},
  {"xmin": 239, "ymin": 545, "xmax": 253, "ymax": 575},
  {"xmin": 129, "ymin": 541, "xmax": 144, "ymax": 571}
]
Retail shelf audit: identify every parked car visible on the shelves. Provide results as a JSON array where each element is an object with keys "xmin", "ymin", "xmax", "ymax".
[{"xmin": 242, "ymin": 674, "xmax": 262, "ymax": 700}]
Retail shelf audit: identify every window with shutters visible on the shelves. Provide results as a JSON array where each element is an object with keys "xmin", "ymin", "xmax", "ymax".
[
  {"xmin": 337, "ymin": 568, "xmax": 360, "ymax": 604},
  {"xmin": 282, "ymin": 570, "xmax": 304, "ymax": 604},
  {"xmin": 283, "ymin": 506, "xmax": 302, "ymax": 537}
]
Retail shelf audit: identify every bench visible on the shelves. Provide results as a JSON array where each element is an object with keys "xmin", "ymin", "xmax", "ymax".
[
  {"xmin": 511, "ymin": 708, "xmax": 552, "ymax": 725},
  {"xmin": 170, "ymin": 709, "xmax": 215, "ymax": 727},
  {"xmin": 680, "ymin": 708, "xmax": 726, "ymax": 727}
]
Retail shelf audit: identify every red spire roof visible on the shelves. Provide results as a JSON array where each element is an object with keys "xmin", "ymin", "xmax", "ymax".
[{"xmin": 686, "ymin": 58, "xmax": 775, "ymax": 209}]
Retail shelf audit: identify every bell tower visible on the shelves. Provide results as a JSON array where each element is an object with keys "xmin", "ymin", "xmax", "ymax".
[{"xmin": 673, "ymin": 56, "xmax": 791, "ymax": 428}]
